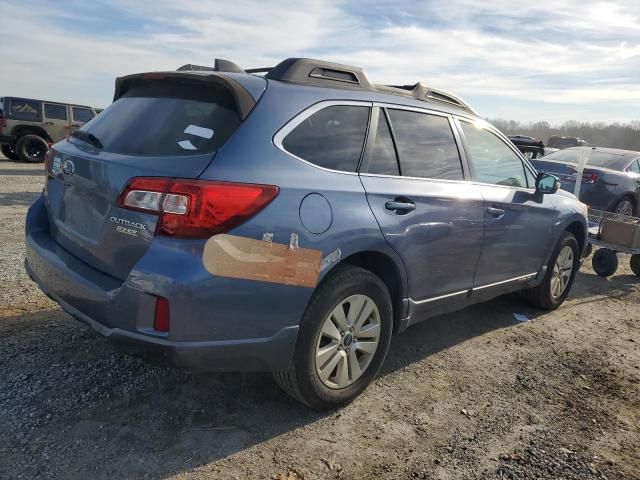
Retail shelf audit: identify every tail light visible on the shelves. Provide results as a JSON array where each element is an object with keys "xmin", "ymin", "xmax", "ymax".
[
  {"xmin": 118, "ymin": 177, "xmax": 279, "ymax": 238},
  {"xmin": 153, "ymin": 296, "xmax": 170, "ymax": 332},
  {"xmin": 0, "ymin": 110, "xmax": 5, "ymax": 132},
  {"xmin": 581, "ymin": 172, "xmax": 599, "ymax": 184}
]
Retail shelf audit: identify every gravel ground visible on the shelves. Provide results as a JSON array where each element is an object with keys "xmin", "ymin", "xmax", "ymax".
[{"xmin": 0, "ymin": 156, "xmax": 638, "ymax": 479}]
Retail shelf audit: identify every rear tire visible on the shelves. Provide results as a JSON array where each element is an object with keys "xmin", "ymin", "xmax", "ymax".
[
  {"xmin": 592, "ymin": 248, "xmax": 618, "ymax": 277},
  {"xmin": 273, "ymin": 265, "xmax": 393, "ymax": 410},
  {"xmin": 1, "ymin": 144, "xmax": 19, "ymax": 161},
  {"xmin": 630, "ymin": 254, "xmax": 640, "ymax": 277},
  {"xmin": 523, "ymin": 232, "xmax": 579, "ymax": 310},
  {"xmin": 612, "ymin": 197, "xmax": 636, "ymax": 217},
  {"xmin": 16, "ymin": 134, "xmax": 48, "ymax": 163}
]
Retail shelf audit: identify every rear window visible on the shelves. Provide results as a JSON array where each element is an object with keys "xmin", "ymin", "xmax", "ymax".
[
  {"xmin": 544, "ymin": 149, "xmax": 626, "ymax": 168},
  {"xmin": 387, "ymin": 109, "xmax": 463, "ymax": 180},
  {"xmin": 79, "ymin": 81, "xmax": 241, "ymax": 156},
  {"xmin": 282, "ymin": 105, "xmax": 369, "ymax": 172},
  {"xmin": 8, "ymin": 99, "xmax": 41, "ymax": 121}
]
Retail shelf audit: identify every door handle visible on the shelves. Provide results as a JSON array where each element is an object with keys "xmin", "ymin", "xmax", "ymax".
[
  {"xmin": 486, "ymin": 206, "xmax": 505, "ymax": 217},
  {"xmin": 43, "ymin": 121, "xmax": 54, "ymax": 126},
  {"xmin": 385, "ymin": 200, "xmax": 416, "ymax": 212}
]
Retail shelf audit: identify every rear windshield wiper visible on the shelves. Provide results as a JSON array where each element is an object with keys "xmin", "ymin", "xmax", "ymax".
[{"xmin": 70, "ymin": 130, "xmax": 103, "ymax": 149}]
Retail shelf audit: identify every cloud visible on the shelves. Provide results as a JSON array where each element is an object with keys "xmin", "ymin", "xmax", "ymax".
[{"xmin": 1, "ymin": 0, "xmax": 639, "ymax": 122}]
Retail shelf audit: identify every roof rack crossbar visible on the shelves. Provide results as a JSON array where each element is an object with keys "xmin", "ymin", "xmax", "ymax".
[{"xmin": 245, "ymin": 67, "xmax": 272, "ymax": 74}]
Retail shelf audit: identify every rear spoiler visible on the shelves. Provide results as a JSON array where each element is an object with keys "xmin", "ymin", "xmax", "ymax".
[{"xmin": 113, "ymin": 71, "xmax": 257, "ymax": 120}]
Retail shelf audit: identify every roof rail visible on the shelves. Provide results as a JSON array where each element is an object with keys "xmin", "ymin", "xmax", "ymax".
[
  {"xmin": 385, "ymin": 83, "xmax": 477, "ymax": 115},
  {"xmin": 265, "ymin": 58, "xmax": 373, "ymax": 89}
]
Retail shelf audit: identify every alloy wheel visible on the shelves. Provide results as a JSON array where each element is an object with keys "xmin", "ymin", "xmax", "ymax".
[
  {"xmin": 550, "ymin": 245, "xmax": 574, "ymax": 299},
  {"xmin": 315, "ymin": 294, "xmax": 381, "ymax": 389},
  {"xmin": 615, "ymin": 199, "xmax": 634, "ymax": 217}
]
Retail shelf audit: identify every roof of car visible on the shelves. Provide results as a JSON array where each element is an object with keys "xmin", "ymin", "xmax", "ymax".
[
  {"xmin": 174, "ymin": 57, "xmax": 479, "ymax": 117},
  {"xmin": 545, "ymin": 146, "xmax": 640, "ymax": 171},
  {"xmin": 2, "ymin": 96, "xmax": 95, "ymax": 110}
]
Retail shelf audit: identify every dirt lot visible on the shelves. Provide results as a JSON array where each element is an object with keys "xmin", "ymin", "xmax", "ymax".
[{"xmin": 0, "ymin": 157, "xmax": 638, "ymax": 480}]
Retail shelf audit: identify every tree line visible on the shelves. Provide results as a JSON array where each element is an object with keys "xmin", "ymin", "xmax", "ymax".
[{"xmin": 488, "ymin": 119, "xmax": 640, "ymax": 151}]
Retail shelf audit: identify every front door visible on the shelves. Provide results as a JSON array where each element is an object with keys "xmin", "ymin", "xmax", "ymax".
[
  {"xmin": 43, "ymin": 103, "xmax": 70, "ymax": 142},
  {"xmin": 456, "ymin": 119, "xmax": 557, "ymax": 292},
  {"xmin": 360, "ymin": 107, "xmax": 485, "ymax": 319}
]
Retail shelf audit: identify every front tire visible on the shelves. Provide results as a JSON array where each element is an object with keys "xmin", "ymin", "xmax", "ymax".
[
  {"xmin": 16, "ymin": 134, "xmax": 48, "ymax": 163},
  {"xmin": 273, "ymin": 265, "xmax": 393, "ymax": 410},
  {"xmin": 524, "ymin": 232, "xmax": 579, "ymax": 310}
]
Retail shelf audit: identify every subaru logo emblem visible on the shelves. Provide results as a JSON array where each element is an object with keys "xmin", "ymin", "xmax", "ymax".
[{"xmin": 61, "ymin": 159, "xmax": 75, "ymax": 175}]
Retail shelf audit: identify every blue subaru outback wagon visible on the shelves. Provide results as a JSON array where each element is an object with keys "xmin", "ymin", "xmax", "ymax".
[{"xmin": 25, "ymin": 58, "xmax": 588, "ymax": 409}]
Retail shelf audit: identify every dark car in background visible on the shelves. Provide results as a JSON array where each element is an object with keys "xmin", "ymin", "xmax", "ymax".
[
  {"xmin": 0, "ymin": 97, "xmax": 98, "ymax": 162},
  {"xmin": 531, "ymin": 147, "xmax": 640, "ymax": 216},
  {"xmin": 547, "ymin": 135, "xmax": 588, "ymax": 150},
  {"xmin": 508, "ymin": 135, "xmax": 545, "ymax": 158}
]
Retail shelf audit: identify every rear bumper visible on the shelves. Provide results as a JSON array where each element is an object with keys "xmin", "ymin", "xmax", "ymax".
[
  {"xmin": 0, "ymin": 134, "xmax": 16, "ymax": 145},
  {"xmin": 24, "ymin": 195, "xmax": 300, "ymax": 371}
]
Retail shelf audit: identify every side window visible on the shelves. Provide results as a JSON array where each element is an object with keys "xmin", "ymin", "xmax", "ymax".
[
  {"xmin": 366, "ymin": 110, "xmax": 399, "ymax": 175},
  {"xmin": 460, "ymin": 122, "xmax": 528, "ymax": 188},
  {"xmin": 525, "ymin": 165, "xmax": 537, "ymax": 188},
  {"xmin": 282, "ymin": 105, "xmax": 369, "ymax": 172},
  {"xmin": 386, "ymin": 109, "xmax": 463, "ymax": 180},
  {"xmin": 44, "ymin": 104, "xmax": 67, "ymax": 120},
  {"xmin": 72, "ymin": 107, "xmax": 95, "ymax": 124},
  {"xmin": 628, "ymin": 159, "xmax": 640, "ymax": 174},
  {"xmin": 8, "ymin": 99, "xmax": 41, "ymax": 121}
]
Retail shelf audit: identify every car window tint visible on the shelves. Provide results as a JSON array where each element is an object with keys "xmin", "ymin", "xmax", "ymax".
[
  {"xmin": 72, "ymin": 107, "xmax": 94, "ymax": 123},
  {"xmin": 8, "ymin": 99, "xmax": 41, "ymax": 121},
  {"xmin": 282, "ymin": 105, "xmax": 369, "ymax": 172},
  {"xmin": 461, "ymin": 122, "xmax": 527, "ymax": 188},
  {"xmin": 81, "ymin": 81, "xmax": 241, "ymax": 156},
  {"xmin": 387, "ymin": 109, "xmax": 463, "ymax": 180},
  {"xmin": 44, "ymin": 104, "xmax": 67, "ymax": 120},
  {"xmin": 366, "ymin": 111, "xmax": 399, "ymax": 175}
]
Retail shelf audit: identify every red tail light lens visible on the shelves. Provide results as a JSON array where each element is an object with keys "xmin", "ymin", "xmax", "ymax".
[
  {"xmin": 153, "ymin": 296, "xmax": 170, "ymax": 332},
  {"xmin": 581, "ymin": 172, "xmax": 599, "ymax": 184},
  {"xmin": 118, "ymin": 177, "xmax": 279, "ymax": 238}
]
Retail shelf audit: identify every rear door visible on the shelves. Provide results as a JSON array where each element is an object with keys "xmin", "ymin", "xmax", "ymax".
[
  {"xmin": 45, "ymin": 78, "xmax": 244, "ymax": 280},
  {"xmin": 43, "ymin": 103, "xmax": 70, "ymax": 142},
  {"xmin": 456, "ymin": 119, "xmax": 556, "ymax": 290},
  {"xmin": 360, "ymin": 106, "xmax": 485, "ymax": 315}
]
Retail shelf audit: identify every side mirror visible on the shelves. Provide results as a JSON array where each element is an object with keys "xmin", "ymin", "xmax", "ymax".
[{"xmin": 535, "ymin": 172, "xmax": 560, "ymax": 195}]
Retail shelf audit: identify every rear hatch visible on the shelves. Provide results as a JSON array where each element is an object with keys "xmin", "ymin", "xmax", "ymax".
[{"xmin": 44, "ymin": 74, "xmax": 253, "ymax": 280}]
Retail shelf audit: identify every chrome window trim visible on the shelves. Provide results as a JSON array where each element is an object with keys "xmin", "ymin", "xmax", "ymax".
[
  {"xmin": 454, "ymin": 116, "xmax": 540, "ymax": 190},
  {"xmin": 272, "ymin": 100, "xmax": 373, "ymax": 176},
  {"xmin": 409, "ymin": 272, "xmax": 538, "ymax": 304},
  {"xmin": 359, "ymin": 172, "xmax": 471, "ymax": 186}
]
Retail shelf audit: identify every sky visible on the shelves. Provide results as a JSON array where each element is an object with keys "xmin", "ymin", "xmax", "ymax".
[{"xmin": 1, "ymin": 0, "xmax": 639, "ymax": 124}]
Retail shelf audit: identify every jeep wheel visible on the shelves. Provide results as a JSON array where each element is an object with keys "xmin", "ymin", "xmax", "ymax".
[
  {"xmin": 523, "ymin": 232, "xmax": 579, "ymax": 310},
  {"xmin": 1, "ymin": 144, "xmax": 19, "ymax": 161},
  {"xmin": 16, "ymin": 135, "xmax": 48, "ymax": 163},
  {"xmin": 273, "ymin": 265, "xmax": 393, "ymax": 410}
]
